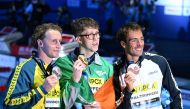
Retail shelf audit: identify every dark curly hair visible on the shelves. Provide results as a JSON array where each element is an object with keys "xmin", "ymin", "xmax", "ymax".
[{"xmin": 116, "ymin": 22, "xmax": 144, "ymax": 43}]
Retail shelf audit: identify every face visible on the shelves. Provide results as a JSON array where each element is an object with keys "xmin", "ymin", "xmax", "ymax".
[
  {"xmin": 76, "ymin": 28, "xmax": 100, "ymax": 53},
  {"xmin": 122, "ymin": 30, "xmax": 144, "ymax": 57},
  {"xmin": 39, "ymin": 29, "xmax": 62, "ymax": 58}
]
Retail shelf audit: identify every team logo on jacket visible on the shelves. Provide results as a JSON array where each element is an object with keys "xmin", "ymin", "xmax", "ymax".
[{"xmin": 96, "ymin": 71, "xmax": 106, "ymax": 76}]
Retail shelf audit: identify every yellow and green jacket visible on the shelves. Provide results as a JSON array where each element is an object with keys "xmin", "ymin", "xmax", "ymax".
[{"xmin": 3, "ymin": 57, "xmax": 60, "ymax": 109}]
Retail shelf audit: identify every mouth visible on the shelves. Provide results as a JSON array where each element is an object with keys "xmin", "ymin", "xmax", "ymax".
[
  {"xmin": 135, "ymin": 47, "xmax": 143, "ymax": 51},
  {"xmin": 92, "ymin": 43, "xmax": 99, "ymax": 46},
  {"xmin": 136, "ymin": 48, "xmax": 142, "ymax": 51},
  {"xmin": 54, "ymin": 50, "xmax": 60, "ymax": 53}
]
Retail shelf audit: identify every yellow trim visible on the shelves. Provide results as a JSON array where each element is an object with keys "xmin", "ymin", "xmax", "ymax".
[
  {"xmin": 6, "ymin": 89, "xmax": 37, "ymax": 105},
  {"xmin": 37, "ymin": 87, "xmax": 45, "ymax": 97},
  {"xmin": 4, "ymin": 58, "xmax": 32, "ymax": 104}
]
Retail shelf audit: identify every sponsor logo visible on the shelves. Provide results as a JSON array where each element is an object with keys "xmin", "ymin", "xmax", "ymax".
[
  {"xmin": 133, "ymin": 81, "xmax": 158, "ymax": 94},
  {"xmin": 89, "ymin": 78, "xmax": 104, "ymax": 87},
  {"xmin": 45, "ymin": 98, "xmax": 60, "ymax": 108}
]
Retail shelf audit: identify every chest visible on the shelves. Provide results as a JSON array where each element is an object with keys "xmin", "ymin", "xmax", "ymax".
[{"xmin": 130, "ymin": 59, "xmax": 164, "ymax": 108}]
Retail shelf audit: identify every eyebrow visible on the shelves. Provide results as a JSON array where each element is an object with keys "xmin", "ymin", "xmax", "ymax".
[
  {"xmin": 81, "ymin": 31, "xmax": 99, "ymax": 34},
  {"xmin": 128, "ymin": 37, "xmax": 144, "ymax": 41}
]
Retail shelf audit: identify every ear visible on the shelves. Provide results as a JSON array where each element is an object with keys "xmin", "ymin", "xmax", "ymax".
[
  {"xmin": 37, "ymin": 39, "xmax": 43, "ymax": 48},
  {"xmin": 120, "ymin": 41, "xmax": 126, "ymax": 49},
  {"xmin": 75, "ymin": 36, "xmax": 82, "ymax": 44}
]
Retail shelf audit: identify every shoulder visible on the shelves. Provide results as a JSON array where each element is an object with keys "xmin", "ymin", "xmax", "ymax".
[
  {"xmin": 17, "ymin": 58, "xmax": 35, "ymax": 70},
  {"xmin": 55, "ymin": 55, "xmax": 73, "ymax": 69},
  {"xmin": 99, "ymin": 56, "xmax": 113, "ymax": 66},
  {"xmin": 56, "ymin": 55, "xmax": 72, "ymax": 63},
  {"xmin": 13, "ymin": 58, "xmax": 36, "ymax": 77},
  {"xmin": 143, "ymin": 52, "xmax": 168, "ymax": 67},
  {"xmin": 144, "ymin": 52, "xmax": 167, "ymax": 62}
]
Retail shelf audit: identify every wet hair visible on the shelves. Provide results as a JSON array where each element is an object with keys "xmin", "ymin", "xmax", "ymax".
[
  {"xmin": 32, "ymin": 23, "xmax": 62, "ymax": 48},
  {"xmin": 70, "ymin": 17, "xmax": 99, "ymax": 37},
  {"xmin": 116, "ymin": 22, "xmax": 144, "ymax": 43}
]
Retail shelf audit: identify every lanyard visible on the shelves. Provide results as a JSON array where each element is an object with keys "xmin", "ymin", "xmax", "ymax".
[{"xmin": 32, "ymin": 56, "xmax": 55, "ymax": 78}]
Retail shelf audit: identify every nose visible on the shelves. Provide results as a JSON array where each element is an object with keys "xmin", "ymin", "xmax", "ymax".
[
  {"xmin": 57, "ymin": 41, "xmax": 61, "ymax": 49},
  {"xmin": 137, "ymin": 39, "xmax": 144, "ymax": 46},
  {"xmin": 92, "ymin": 34, "xmax": 100, "ymax": 40},
  {"xmin": 93, "ymin": 37, "xmax": 98, "ymax": 41}
]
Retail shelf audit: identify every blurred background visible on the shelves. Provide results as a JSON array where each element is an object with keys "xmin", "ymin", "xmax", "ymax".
[{"xmin": 0, "ymin": 0, "xmax": 190, "ymax": 108}]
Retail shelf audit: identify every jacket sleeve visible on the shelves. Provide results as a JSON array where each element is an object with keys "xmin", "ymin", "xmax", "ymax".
[
  {"xmin": 124, "ymin": 89, "xmax": 133, "ymax": 109},
  {"xmin": 3, "ymin": 60, "xmax": 48, "ymax": 109},
  {"xmin": 56, "ymin": 57, "xmax": 81, "ymax": 109},
  {"xmin": 161, "ymin": 57, "xmax": 183, "ymax": 109},
  {"xmin": 116, "ymin": 88, "xmax": 133, "ymax": 109},
  {"xmin": 113, "ymin": 61, "xmax": 132, "ymax": 109}
]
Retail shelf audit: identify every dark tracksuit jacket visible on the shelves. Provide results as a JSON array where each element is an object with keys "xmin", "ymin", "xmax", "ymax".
[{"xmin": 113, "ymin": 52, "xmax": 183, "ymax": 109}]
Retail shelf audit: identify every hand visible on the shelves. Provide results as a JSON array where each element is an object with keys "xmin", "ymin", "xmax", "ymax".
[
  {"xmin": 84, "ymin": 101, "xmax": 101, "ymax": 109},
  {"xmin": 124, "ymin": 69, "xmax": 136, "ymax": 92},
  {"xmin": 43, "ymin": 75, "xmax": 58, "ymax": 92},
  {"xmin": 72, "ymin": 59, "xmax": 87, "ymax": 82},
  {"xmin": 127, "ymin": 64, "xmax": 140, "ymax": 75}
]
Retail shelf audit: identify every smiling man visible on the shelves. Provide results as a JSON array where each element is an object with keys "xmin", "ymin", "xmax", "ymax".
[
  {"xmin": 113, "ymin": 22, "xmax": 183, "ymax": 109},
  {"xmin": 56, "ymin": 17, "xmax": 113, "ymax": 109},
  {"xmin": 4, "ymin": 23, "xmax": 62, "ymax": 109}
]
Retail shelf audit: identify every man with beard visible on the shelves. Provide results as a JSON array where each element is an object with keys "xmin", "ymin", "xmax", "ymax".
[{"xmin": 113, "ymin": 22, "xmax": 183, "ymax": 109}]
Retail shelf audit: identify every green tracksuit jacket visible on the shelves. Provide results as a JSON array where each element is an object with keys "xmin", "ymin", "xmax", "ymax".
[{"xmin": 56, "ymin": 51, "xmax": 113, "ymax": 109}]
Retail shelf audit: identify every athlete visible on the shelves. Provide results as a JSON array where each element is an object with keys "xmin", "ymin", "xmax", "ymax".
[
  {"xmin": 3, "ymin": 23, "xmax": 62, "ymax": 109},
  {"xmin": 56, "ymin": 17, "xmax": 113, "ymax": 109},
  {"xmin": 113, "ymin": 22, "xmax": 183, "ymax": 109}
]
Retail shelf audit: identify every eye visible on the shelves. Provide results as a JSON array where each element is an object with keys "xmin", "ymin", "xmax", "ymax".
[
  {"xmin": 52, "ymin": 39, "xmax": 58, "ymax": 44},
  {"xmin": 129, "ymin": 38, "xmax": 138, "ymax": 42},
  {"xmin": 141, "ymin": 38, "xmax": 144, "ymax": 41}
]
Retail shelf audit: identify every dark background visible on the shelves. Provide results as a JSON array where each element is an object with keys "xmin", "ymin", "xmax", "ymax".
[{"xmin": 0, "ymin": 0, "xmax": 189, "ymax": 80}]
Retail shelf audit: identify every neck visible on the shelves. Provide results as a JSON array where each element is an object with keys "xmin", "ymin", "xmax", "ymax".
[
  {"xmin": 79, "ymin": 48, "xmax": 94, "ymax": 58},
  {"xmin": 126, "ymin": 54, "xmax": 139, "ymax": 64},
  {"xmin": 38, "ymin": 50, "xmax": 52, "ymax": 64}
]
